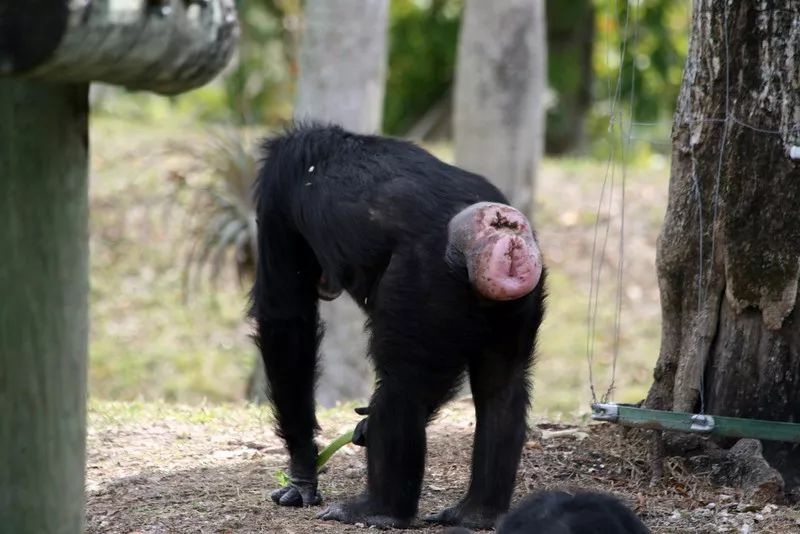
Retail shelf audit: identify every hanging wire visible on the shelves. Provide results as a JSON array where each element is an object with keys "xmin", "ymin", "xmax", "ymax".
[
  {"xmin": 587, "ymin": 0, "xmax": 632, "ymax": 404},
  {"xmin": 631, "ymin": 116, "xmax": 799, "ymax": 138},
  {"xmin": 603, "ymin": 0, "xmax": 641, "ymax": 404},
  {"xmin": 586, "ymin": 150, "xmax": 613, "ymax": 404},
  {"xmin": 587, "ymin": 0, "xmax": 617, "ymax": 404},
  {"xmin": 587, "ymin": 0, "xmax": 800, "ymax": 412}
]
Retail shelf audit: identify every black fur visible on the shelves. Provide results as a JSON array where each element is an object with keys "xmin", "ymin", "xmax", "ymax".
[
  {"xmin": 496, "ymin": 491, "xmax": 650, "ymax": 533},
  {"xmin": 250, "ymin": 123, "xmax": 546, "ymax": 528}
]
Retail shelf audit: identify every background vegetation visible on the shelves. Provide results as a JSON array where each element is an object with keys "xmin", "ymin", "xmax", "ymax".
[
  {"xmin": 88, "ymin": 0, "xmax": 690, "ymax": 416},
  {"xmin": 93, "ymin": 0, "xmax": 689, "ymax": 150}
]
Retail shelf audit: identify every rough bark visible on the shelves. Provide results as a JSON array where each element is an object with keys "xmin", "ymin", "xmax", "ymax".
[
  {"xmin": 453, "ymin": 0, "xmax": 547, "ymax": 215},
  {"xmin": 291, "ymin": 0, "xmax": 389, "ymax": 405},
  {"xmin": 0, "ymin": 0, "xmax": 238, "ymax": 95},
  {"xmin": 647, "ymin": 0, "xmax": 800, "ymax": 489},
  {"xmin": 0, "ymin": 80, "xmax": 90, "ymax": 533}
]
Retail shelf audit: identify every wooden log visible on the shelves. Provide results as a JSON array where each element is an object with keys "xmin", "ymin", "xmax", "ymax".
[
  {"xmin": 0, "ymin": 79, "xmax": 90, "ymax": 533},
  {"xmin": 0, "ymin": 0, "xmax": 239, "ymax": 94}
]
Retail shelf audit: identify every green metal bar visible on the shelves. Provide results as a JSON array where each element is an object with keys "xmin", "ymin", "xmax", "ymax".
[{"xmin": 592, "ymin": 403, "xmax": 800, "ymax": 444}]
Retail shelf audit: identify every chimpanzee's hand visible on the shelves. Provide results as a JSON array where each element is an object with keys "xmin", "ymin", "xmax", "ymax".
[
  {"xmin": 271, "ymin": 476, "xmax": 322, "ymax": 507},
  {"xmin": 352, "ymin": 406, "xmax": 369, "ymax": 447}
]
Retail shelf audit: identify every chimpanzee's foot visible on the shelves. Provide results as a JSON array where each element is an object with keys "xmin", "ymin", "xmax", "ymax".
[
  {"xmin": 424, "ymin": 502, "xmax": 500, "ymax": 529},
  {"xmin": 270, "ymin": 480, "xmax": 322, "ymax": 507},
  {"xmin": 317, "ymin": 497, "xmax": 412, "ymax": 529}
]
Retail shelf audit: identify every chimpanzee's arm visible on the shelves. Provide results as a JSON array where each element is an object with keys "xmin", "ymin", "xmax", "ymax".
[{"xmin": 251, "ymin": 207, "xmax": 324, "ymax": 507}]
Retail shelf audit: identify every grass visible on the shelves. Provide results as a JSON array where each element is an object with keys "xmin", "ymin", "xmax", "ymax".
[
  {"xmin": 87, "ymin": 116, "xmax": 670, "ymax": 416},
  {"xmin": 89, "ymin": 118, "xmax": 258, "ymax": 403}
]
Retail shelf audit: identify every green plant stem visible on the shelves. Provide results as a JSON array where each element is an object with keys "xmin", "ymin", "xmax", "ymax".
[
  {"xmin": 316, "ymin": 430, "xmax": 355, "ymax": 470},
  {"xmin": 275, "ymin": 429, "xmax": 355, "ymax": 487}
]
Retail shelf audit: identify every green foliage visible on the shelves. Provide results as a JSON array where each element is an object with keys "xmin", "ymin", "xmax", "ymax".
[
  {"xmin": 383, "ymin": 0, "xmax": 462, "ymax": 134},
  {"xmin": 88, "ymin": 118, "xmax": 664, "ymax": 415},
  {"xmin": 88, "ymin": 119, "xmax": 258, "ymax": 404},
  {"xmin": 590, "ymin": 0, "xmax": 689, "ymax": 130},
  {"xmin": 164, "ymin": 128, "xmax": 260, "ymax": 293},
  {"xmin": 95, "ymin": 0, "xmax": 465, "ymax": 134},
  {"xmin": 223, "ymin": 0, "xmax": 301, "ymax": 125},
  {"xmin": 275, "ymin": 469, "xmax": 291, "ymax": 487},
  {"xmin": 91, "ymin": 0, "xmax": 690, "ymax": 155},
  {"xmin": 545, "ymin": 0, "xmax": 594, "ymax": 153}
]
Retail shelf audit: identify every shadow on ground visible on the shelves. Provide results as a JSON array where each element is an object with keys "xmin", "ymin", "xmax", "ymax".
[{"xmin": 86, "ymin": 400, "xmax": 799, "ymax": 533}]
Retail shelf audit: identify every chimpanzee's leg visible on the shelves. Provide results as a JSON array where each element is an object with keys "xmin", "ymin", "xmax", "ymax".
[
  {"xmin": 466, "ymin": 353, "xmax": 530, "ymax": 521},
  {"xmin": 252, "ymin": 213, "xmax": 324, "ymax": 507},
  {"xmin": 318, "ymin": 247, "xmax": 468, "ymax": 526},
  {"xmin": 319, "ymin": 333, "xmax": 463, "ymax": 527},
  {"xmin": 427, "ymin": 300, "xmax": 541, "ymax": 528},
  {"xmin": 260, "ymin": 315, "xmax": 323, "ymax": 506},
  {"xmin": 318, "ymin": 376, "xmax": 425, "ymax": 527}
]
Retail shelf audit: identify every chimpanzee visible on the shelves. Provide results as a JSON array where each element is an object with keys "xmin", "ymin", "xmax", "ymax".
[
  {"xmin": 498, "ymin": 491, "xmax": 650, "ymax": 533},
  {"xmin": 444, "ymin": 490, "xmax": 650, "ymax": 533},
  {"xmin": 250, "ymin": 123, "xmax": 546, "ymax": 529}
]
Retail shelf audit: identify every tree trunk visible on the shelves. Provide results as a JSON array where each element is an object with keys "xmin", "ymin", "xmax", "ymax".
[
  {"xmin": 0, "ymin": 80, "xmax": 89, "ymax": 532},
  {"xmin": 647, "ymin": 0, "xmax": 800, "ymax": 489},
  {"xmin": 293, "ymin": 0, "xmax": 389, "ymax": 133},
  {"xmin": 288, "ymin": 0, "xmax": 389, "ymax": 406},
  {"xmin": 545, "ymin": 0, "xmax": 593, "ymax": 155},
  {"xmin": 453, "ymin": 0, "xmax": 547, "ymax": 215}
]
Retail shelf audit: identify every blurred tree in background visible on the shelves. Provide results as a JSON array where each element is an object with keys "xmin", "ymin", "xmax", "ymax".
[
  {"xmin": 454, "ymin": 0, "xmax": 546, "ymax": 214},
  {"xmin": 93, "ymin": 0, "xmax": 688, "ymax": 158},
  {"xmin": 587, "ymin": 0, "xmax": 689, "ymax": 156},
  {"xmin": 224, "ymin": 0, "xmax": 302, "ymax": 125},
  {"xmin": 85, "ymin": 0, "xmax": 693, "ymax": 408},
  {"xmin": 594, "ymin": 0, "xmax": 688, "ymax": 122},
  {"xmin": 290, "ymin": 0, "xmax": 390, "ymax": 407}
]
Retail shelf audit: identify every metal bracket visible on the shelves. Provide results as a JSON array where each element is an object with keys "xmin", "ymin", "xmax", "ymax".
[
  {"xmin": 690, "ymin": 414, "xmax": 715, "ymax": 433},
  {"xmin": 587, "ymin": 403, "xmax": 800, "ymax": 443},
  {"xmin": 591, "ymin": 403, "xmax": 619, "ymax": 422}
]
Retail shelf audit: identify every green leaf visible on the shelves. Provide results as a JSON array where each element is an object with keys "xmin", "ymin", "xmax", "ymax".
[{"xmin": 275, "ymin": 469, "xmax": 291, "ymax": 487}]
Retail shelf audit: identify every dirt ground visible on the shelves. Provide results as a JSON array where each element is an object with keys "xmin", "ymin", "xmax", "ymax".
[{"xmin": 86, "ymin": 400, "xmax": 800, "ymax": 533}]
